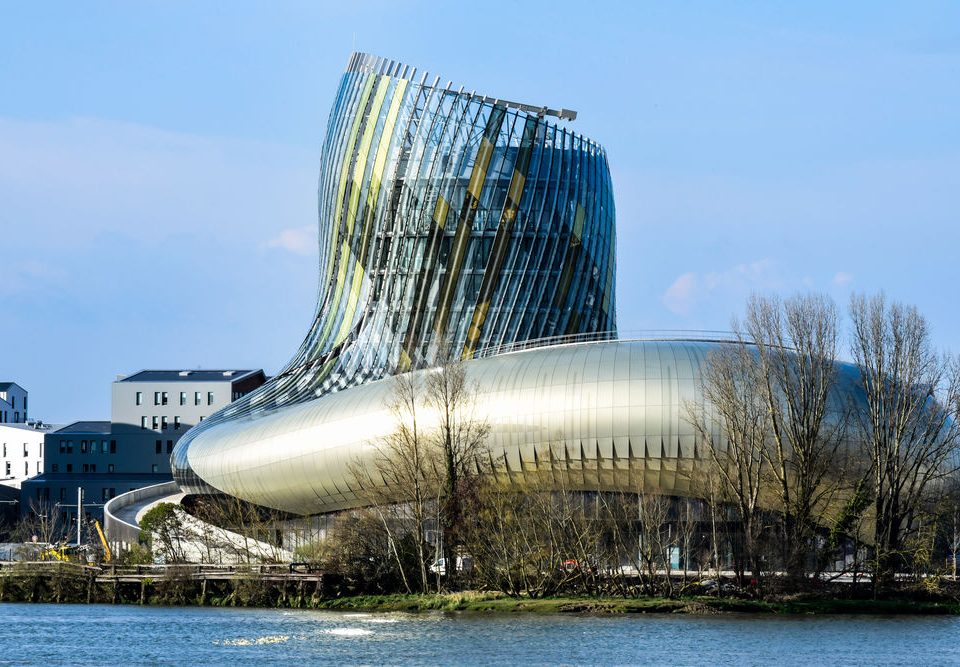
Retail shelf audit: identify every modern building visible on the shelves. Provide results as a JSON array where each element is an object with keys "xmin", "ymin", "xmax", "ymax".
[
  {"xmin": 0, "ymin": 421, "xmax": 53, "ymax": 489},
  {"xmin": 22, "ymin": 370, "xmax": 265, "ymax": 527},
  {"xmin": 0, "ymin": 382, "xmax": 28, "ymax": 425},
  {"xmin": 168, "ymin": 53, "xmax": 863, "ymax": 518}
]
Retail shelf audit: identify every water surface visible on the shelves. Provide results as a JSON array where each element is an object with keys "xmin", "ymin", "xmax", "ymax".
[{"xmin": 1, "ymin": 603, "xmax": 957, "ymax": 665}]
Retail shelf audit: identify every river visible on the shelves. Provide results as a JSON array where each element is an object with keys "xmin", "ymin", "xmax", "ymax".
[{"xmin": 1, "ymin": 603, "xmax": 958, "ymax": 665}]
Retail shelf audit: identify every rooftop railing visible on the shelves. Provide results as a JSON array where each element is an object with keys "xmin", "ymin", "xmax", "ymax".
[{"xmin": 472, "ymin": 330, "xmax": 745, "ymax": 359}]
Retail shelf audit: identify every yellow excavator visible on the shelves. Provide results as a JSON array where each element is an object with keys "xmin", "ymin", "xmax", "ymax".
[
  {"xmin": 38, "ymin": 520, "xmax": 112, "ymax": 564},
  {"xmin": 39, "ymin": 544, "xmax": 72, "ymax": 562}
]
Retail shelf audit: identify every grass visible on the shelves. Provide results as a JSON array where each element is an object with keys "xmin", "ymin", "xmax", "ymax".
[{"xmin": 312, "ymin": 591, "xmax": 960, "ymax": 615}]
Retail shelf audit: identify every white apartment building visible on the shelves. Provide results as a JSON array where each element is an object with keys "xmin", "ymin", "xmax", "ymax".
[{"xmin": 0, "ymin": 382, "xmax": 28, "ymax": 425}]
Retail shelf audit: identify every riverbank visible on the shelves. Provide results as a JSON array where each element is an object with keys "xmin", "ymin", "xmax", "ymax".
[
  {"xmin": 314, "ymin": 591, "xmax": 960, "ymax": 616},
  {"xmin": 1, "ymin": 563, "xmax": 958, "ymax": 614}
]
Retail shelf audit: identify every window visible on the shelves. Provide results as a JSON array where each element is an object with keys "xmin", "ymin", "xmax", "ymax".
[
  {"xmin": 3, "ymin": 462, "xmax": 9, "ymax": 476},
  {"xmin": 39, "ymin": 442, "xmax": 43, "ymax": 457},
  {"xmin": 13, "ymin": 412, "xmax": 18, "ymax": 423},
  {"xmin": 151, "ymin": 464, "xmax": 158, "ymax": 473},
  {"xmin": 199, "ymin": 416, "xmax": 204, "ymax": 422},
  {"xmin": 207, "ymin": 392, "xmax": 214, "ymax": 406},
  {"xmin": 166, "ymin": 440, "xmax": 173, "ymax": 454},
  {"xmin": 161, "ymin": 416, "xmax": 168, "ymax": 430},
  {"xmin": 66, "ymin": 464, "xmax": 73, "ymax": 473},
  {"xmin": 82, "ymin": 463, "xmax": 90, "ymax": 473},
  {"xmin": 1, "ymin": 443, "xmax": 5, "ymax": 457},
  {"xmin": 174, "ymin": 416, "xmax": 181, "ymax": 430},
  {"xmin": 180, "ymin": 392, "xmax": 187, "ymax": 406},
  {"xmin": 22, "ymin": 443, "xmax": 27, "ymax": 457},
  {"xmin": 67, "ymin": 441, "xmax": 73, "ymax": 454},
  {"xmin": 51, "ymin": 464, "xmax": 59, "ymax": 473},
  {"xmin": 136, "ymin": 391, "xmax": 143, "ymax": 406},
  {"xmin": 102, "ymin": 488, "xmax": 115, "ymax": 502},
  {"xmin": 101, "ymin": 440, "xmax": 109, "ymax": 454},
  {"xmin": 141, "ymin": 416, "xmax": 147, "ymax": 430},
  {"xmin": 154, "ymin": 391, "xmax": 161, "ymax": 405},
  {"xmin": 194, "ymin": 392, "xmax": 202, "ymax": 406},
  {"xmin": 152, "ymin": 416, "xmax": 159, "ymax": 430},
  {"xmin": 155, "ymin": 440, "xmax": 162, "ymax": 454},
  {"xmin": 80, "ymin": 440, "xmax": 87, "ymax": 454},
  {"xmin": 161, "ymin": 392, "xmax": 168, "ymax": 406},
  {"xmin": 110, "ymin": 440, "xmax": 117, "ymax": 454},
  {"xmin": 107, "ymin": 464, "xmax": 114, "ymax": 473}
]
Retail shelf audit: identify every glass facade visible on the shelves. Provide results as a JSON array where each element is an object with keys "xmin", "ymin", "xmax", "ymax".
[{"xmin": 174, "ymin": 52, "xmax": 616, "ymax": 494}]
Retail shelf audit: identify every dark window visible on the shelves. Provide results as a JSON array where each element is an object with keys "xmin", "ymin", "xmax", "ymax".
[
  {"xmin": 207, "ymin": 392, "xmax": 214, "ymax": 406},
  {"xmin": 110, "ymin": 440, "xmax": 117, "ymax": 454},
  {"xmin": 166, "ymin": 440, "xmax": 173, "ymax": 454},
  {"xmin": 80, "ymin": 440, "xmax": 87, "ymax": 454},
  {"xmin": 155, "ymin": 440, "xmax": 162, "ymax": 454},
  {"xmin": 66, "ymin": 464, "xmax": 73, "ymax": 473},
  {"xmin": 161, "ymin": 392, "xmax": 168, "ymax": 406}
]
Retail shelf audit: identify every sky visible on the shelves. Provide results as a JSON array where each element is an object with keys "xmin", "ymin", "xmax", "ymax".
[{"xmin": 2, "ymin": 1, "xmax": 959, "ymax": 423}]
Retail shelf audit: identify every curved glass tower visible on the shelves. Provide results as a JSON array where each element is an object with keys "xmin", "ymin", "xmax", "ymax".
[{"xmin": 173, "ymin": 53, "xmax": 616, "ymax": 494}]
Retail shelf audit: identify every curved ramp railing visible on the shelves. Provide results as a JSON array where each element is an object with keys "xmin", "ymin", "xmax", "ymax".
[{"xmin": 104, "ymin": 481, "xmax": 180, "ymax": 544}]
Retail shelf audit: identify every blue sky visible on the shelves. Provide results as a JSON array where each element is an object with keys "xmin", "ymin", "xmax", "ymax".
[{"xmin": 3, "ymin": 1, "xmax": 959, "ymax": 422}]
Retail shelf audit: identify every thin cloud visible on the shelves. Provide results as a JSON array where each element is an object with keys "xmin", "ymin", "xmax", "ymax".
[
  {"xmin": 833, "ymin": 271, "xmax": 854, "ymax": 286},
  {"xmin": 266, "ymin": 226, "xmax": 316, "ymax": 256},
  {"xmin": 662, "ymin": 259, "xmax": 781, "ymax": 316}
]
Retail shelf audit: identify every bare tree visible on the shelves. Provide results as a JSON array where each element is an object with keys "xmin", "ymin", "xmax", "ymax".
[
  {"xmin": 849, "ymin": 293, "xmax": 960, "ymax": 589},
  {"xmin": 742, "ymin": 293, "xmax": 847, "ymax": 581},
  {"xmin": 424, "ymin": 348, "xmax": 490, "ymax": 581},
  {"xmin": 350, "ymin": 371, "xmax": 438, "ymax": 592},
  {"xmin": 689, "ymin": 342, "xmax": 770, "ymax": 584},
  {"xmin": 636, "ymin": 491, "xmax": 674, "ymax": 596}
]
